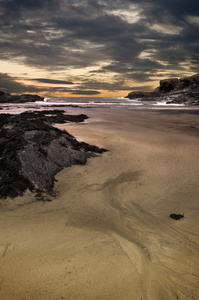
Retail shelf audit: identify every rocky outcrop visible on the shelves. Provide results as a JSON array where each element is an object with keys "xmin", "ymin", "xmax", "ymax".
[
  {"xmin": 0, "ymin": 110, "xmax": 107, "ymax": 199},
  {"xmin": 126, "ymin": 74, "xmax": 199, "ymax": 105},
  {"xmin": 0, "ymin": 91, "xmax": 44, "ymax": 103},
  {"xmin": 126, "ymin": 91, "xmax": 158, "ymax": 100}
]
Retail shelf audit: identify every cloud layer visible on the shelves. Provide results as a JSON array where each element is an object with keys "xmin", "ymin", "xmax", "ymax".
[{"xmin": 0, "ymin": 0, "xmax": 198, "ymax": 96}]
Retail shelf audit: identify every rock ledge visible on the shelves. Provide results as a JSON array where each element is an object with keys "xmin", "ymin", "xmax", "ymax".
[{"xmin": 0, "ymin": 110, "xmax": 107, "ymax": 199}]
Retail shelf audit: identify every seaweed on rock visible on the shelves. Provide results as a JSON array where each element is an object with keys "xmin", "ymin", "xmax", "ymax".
[{"xmin": 0, "ymin": 110, "xmax": 107, "ymax": 199}]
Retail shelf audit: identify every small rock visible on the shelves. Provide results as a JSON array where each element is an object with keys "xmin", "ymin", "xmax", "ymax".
[{"xmin": 170, "ymin": 213, "xmax": 184, "ymax": 220}]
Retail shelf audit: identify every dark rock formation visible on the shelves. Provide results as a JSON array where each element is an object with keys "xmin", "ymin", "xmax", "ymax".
[
  {"xmin": 126, "ymin": 74, "xmax": 199, "ymax": 105},
  {"xmin": 158, "ymin": 78, "xmax": 179, "ymax": 93},
  {"xmin": 126, "ymin": 91, "xmax": 158, "ymax": 100},
  {"xmin": 0, "ymin": 110, "xmax": 107, "ymax": 199},
  {"xmin": 170, "ymin": 213, "xmax": 184, "ymax": 220},
  {"xmin": 0, "ymin": 91, "xmax": 44, "ymax": 103}
]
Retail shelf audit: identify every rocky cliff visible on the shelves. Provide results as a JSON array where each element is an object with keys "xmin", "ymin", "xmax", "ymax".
[
  {"xmin": 126, "ymin": 74, "xmax": 199, "ymax": 105},
  {"xmin": 0, "ymin": 110, "xmax": 107, "ymax": 200},
  {"xmin": 0, "ymin": 91, "xmax": 44, "ymax": 103}
]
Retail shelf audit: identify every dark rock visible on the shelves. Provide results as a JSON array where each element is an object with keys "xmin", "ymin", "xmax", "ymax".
[
  {"xmin": 0, "ymin": 91, "xmax": 44, "ymax": 103},
  {"xmin": 158, "ymin": 78, "xmax": 179, "ymax": 93},
  {"xmin": 0, "ymin": 110, "xmax": 107, "ymax": 199},
  {"xmin": 125, "ymin": 91, "xmax": 161, "ymax": 100},
  {"xmin": 170, "ymin": 213, "xmax": 184, "ymax": 220},
  {"xmin": 126, "ymin": 73, "xmax": 199, "ymax": 105},
  {"xmin": 125, "ymin": 91, "xmax": 153, "ymax": 99},
  {"xmin": 0, "ymin": 91, "xmax": 10, "ymax": 97}
]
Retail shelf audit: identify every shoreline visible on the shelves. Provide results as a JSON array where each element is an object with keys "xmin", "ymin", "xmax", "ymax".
[{"xmin": 0, "ymin": 106, "xmax": 199, "ymax": 299}]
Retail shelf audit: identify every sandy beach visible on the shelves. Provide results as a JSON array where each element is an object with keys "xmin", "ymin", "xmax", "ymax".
[{"xmin": 1, "ymin": 106, "xmax": 199, "ymax": 299}]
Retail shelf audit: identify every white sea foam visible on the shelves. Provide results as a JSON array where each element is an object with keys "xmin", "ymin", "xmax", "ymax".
[
  {"xmin": 43, "ymin": 97, "xmax": 51, "ymax": 102},
  {"xmin": 39, "ymin": 97, "xmax": 187, "ymax": 108},
  {"xmin": 40, "ymin": 97, "xmax": 145, "ymax": 107},
  {"xmin": 154, "ymin": 101, "xmax": 185, "ymax": 106}
]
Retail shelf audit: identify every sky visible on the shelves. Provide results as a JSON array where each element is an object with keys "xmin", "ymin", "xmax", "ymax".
[{"xmin": 0, "ymin": 0, "xmax": 199, "ymax": 97}]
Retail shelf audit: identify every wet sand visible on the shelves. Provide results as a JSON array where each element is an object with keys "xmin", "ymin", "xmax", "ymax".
[{"xmin": 1, "ymin": 107, "xmax": 199, "ymax": 299}]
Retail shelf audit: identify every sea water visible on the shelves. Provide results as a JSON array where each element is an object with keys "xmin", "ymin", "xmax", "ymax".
[
  {"xmin": 42, "ymin": 96, "xmax": 185, "ymax": 108},
  {"xmin": 0, "ymin": 96, "xmax": 196, "ymax": 115}
]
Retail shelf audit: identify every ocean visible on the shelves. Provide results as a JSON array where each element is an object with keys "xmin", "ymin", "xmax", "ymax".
[
  {"xmin": 0, "ymin": 96, "xmax": 191, "ymax": 115},
  {"xmin": 43, "ymin": 96, "xmax": 185, "ymax": 108}
]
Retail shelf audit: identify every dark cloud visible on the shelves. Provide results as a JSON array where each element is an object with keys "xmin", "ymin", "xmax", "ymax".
[
  {"xmin": 70, "ymin": 90, "xmax": 101, "ymax": 95},
  {"xmin": 0, "ymin": 73, "xmax": 45, "ymax": 94},
  {"xmin": 80, "ymin": 80, "xmax": 150, "ymax": 92},
  {"xmin": 78, "ymin": 79, "xmax": 139, "ymax": 91},
  {"xmin": 0, "ymin": 0, "xmax": 198, "ymax": 94},
  {"xmin": 32, "ymin": 79, "xmax": 74, "ymax": 85},
  {"xmin": 2, "ymin": 0, "xmax": 61, "ymax": 10},
  {"xmin": 0, "ymin": 73, "xmax": 76, "ymax": 95},
  {"xmin": 131, "ymin": 0, "xmax": 199, "ymax": 18},
  {"xmin": 102, "ymin": 59, "xmax": 164, "ymax": 77}
]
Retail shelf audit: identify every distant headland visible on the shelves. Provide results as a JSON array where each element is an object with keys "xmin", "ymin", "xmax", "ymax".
[
  {"xmin": 126, "ymin": 73, "xmax": 199, "ymax": 105},
  {"xmin": 0, "ymin": 91, "xmax": 44, "ymax": 103}
]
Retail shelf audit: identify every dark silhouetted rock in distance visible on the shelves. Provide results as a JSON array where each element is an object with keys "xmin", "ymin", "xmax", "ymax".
[
  {"xmin": 126, "ymin": 74, "xmax": 199, "ymax": 105},
  {"xmin": 126, "ymin": 91, "xmax": 158, "ymax": 100},
  {"xmin": 0, "ymin": 91, "xmax": 44, "ymax": 103},
  {"xmin": 158, "ymin": 78, "xmax": 179, "ymax": 93},
  {"xmin": 0, "ymin": 110, "xmax": 107, "ymax": 199}
]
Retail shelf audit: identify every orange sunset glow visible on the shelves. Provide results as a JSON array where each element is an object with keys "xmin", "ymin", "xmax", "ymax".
[{"xmin": 0, "ymin": 0, "xmax": 198, "ymax": 97}]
